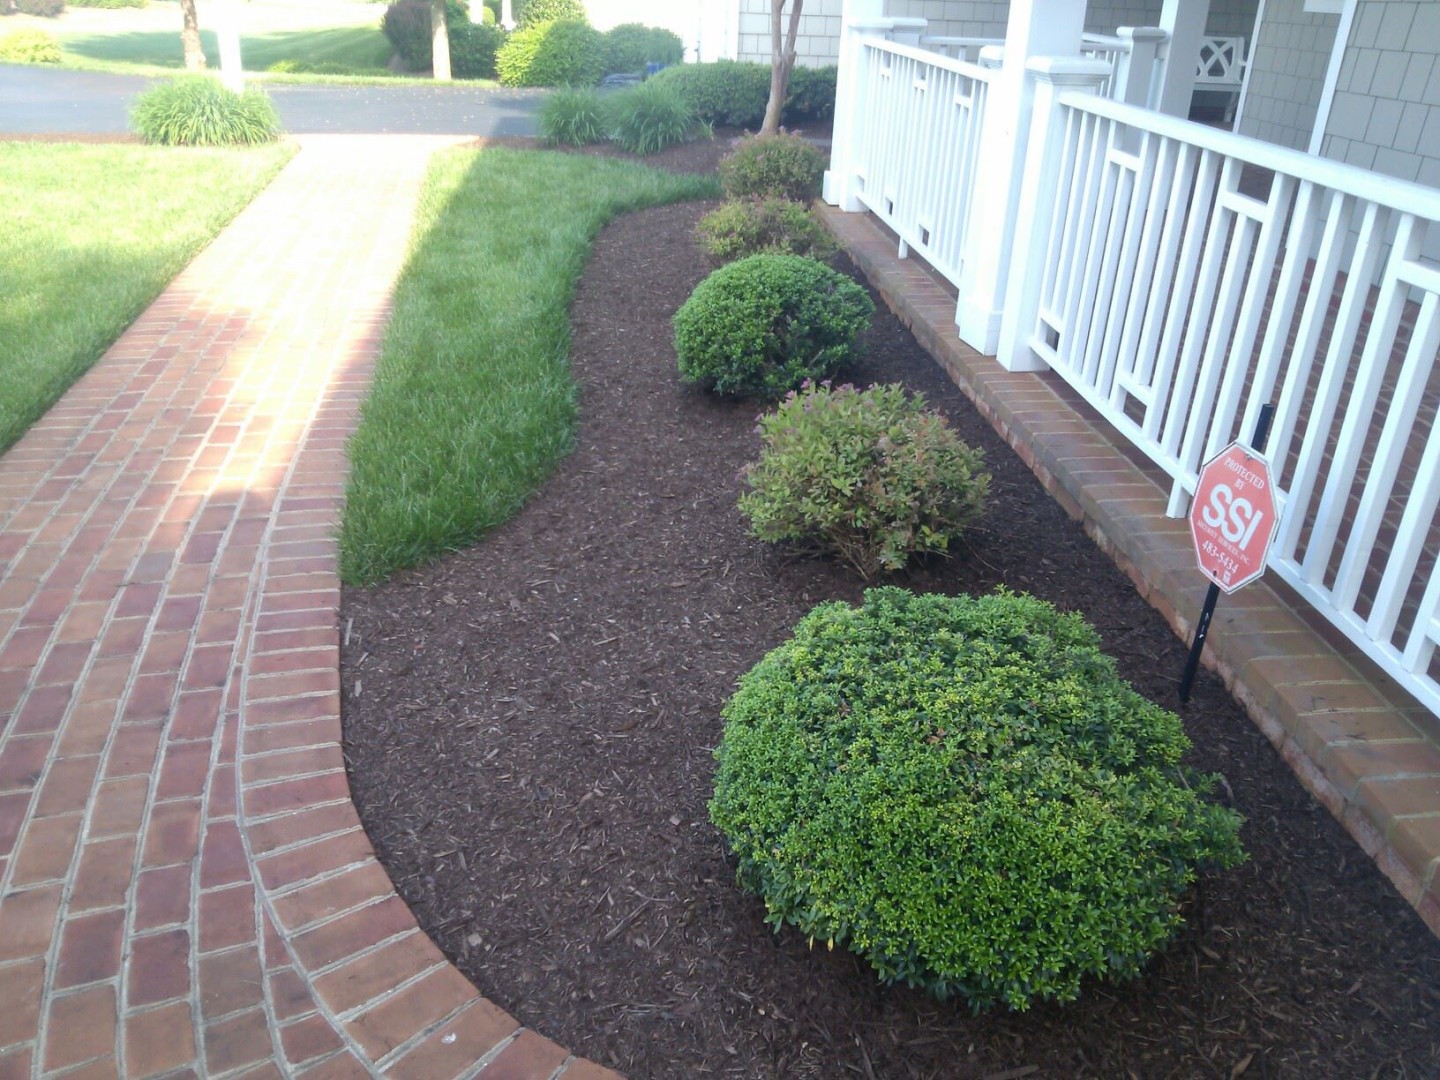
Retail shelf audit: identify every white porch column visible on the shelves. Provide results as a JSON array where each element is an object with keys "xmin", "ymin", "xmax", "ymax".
[
  {"xmin": 1156, "ymin": 0, "xmax": 1212, "ymax": 118},
  {"xmin": 995, "ymin": 58, "xmax": 1111, "ymax": 372},
  {"xmin": 823, "ymin": 0, "xmax": 887, "ymax": 212},
  {"xmin": 953, "ymin": 0, "xmax": 1088, "ymax": 355},
  {"xmin": 1113, "ymin": 26, "xmax": 1168, "ymax": 109}
]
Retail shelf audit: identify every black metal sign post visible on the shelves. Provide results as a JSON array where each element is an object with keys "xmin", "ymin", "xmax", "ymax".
[{"xmin": 1178, "ymin": 403, "xmax": 1275, "ymax": 704}]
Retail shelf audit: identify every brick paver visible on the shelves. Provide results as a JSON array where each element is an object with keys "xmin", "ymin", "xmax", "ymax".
[
  {"xmin": 0, "ymin": 136, "xmax": 619, "ymax": 1079},
  {"xmin": 821, "ymin": 203, "xmax": 1440, "ymax": 938}
]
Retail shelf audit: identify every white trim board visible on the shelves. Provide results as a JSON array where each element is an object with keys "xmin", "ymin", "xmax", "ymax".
[{"xmin": 1308, "ymin": 0, "xmax": 1357, "ymax": 156}]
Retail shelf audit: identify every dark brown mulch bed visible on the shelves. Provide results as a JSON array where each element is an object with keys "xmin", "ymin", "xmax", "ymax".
[{"xmin": 340, "ymin": 141, "xmax": 1440, "ymax": 1079}]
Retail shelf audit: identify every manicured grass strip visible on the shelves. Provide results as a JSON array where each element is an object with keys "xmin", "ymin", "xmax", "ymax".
[
  {"xmin": 0, "ymin": 141, "xmax": 294, "ymax": 455},
  {"xmin": 340, "ymin": 148, "xmax": 720, "ymax": 585}
]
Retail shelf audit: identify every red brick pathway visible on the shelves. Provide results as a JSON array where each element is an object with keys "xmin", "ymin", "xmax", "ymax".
[{"xmin": 0, "ymin": 136, "xmax": 617, "ymax": 1079}]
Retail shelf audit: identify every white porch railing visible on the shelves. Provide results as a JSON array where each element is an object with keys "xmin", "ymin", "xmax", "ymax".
[
  {"xmin": 1004, "ymin": 86, "xmax": 1440, "ymax": 713},
  {"xmin": 843, "ymin": 37, "xmax": 995, "ymax": 288}
]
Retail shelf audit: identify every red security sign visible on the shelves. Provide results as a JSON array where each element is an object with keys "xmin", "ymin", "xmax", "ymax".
[{"xmin": 1189, "ymin": 441, "xmax": 1280, "ymax": 594}]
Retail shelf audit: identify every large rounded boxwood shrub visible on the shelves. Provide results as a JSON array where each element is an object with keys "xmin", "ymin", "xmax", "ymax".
[
  {"xmin": 496, "ymin": 18, "xmax": 603, "ymax": 87},
  {"xmin": 710, "ymin": 587, "xmax": 1245, "ymax": 1010},
  {"xmin": 740, "ymin": 382, "xmax": 990, "ymax": 577},
  {"xmin": 673, "ymin": 254, "xmax": 873, "ymax": 399},
  {"xmin": 601, "ymin": 22, "xmax": 683, "ymax": 74},
  {"xmin": 514, "ymin": 0, "xmax": 585, "ymax": 28},
  {"xmin": 130, "ymin": 75, "xmax": 282, "ymax": 147}
]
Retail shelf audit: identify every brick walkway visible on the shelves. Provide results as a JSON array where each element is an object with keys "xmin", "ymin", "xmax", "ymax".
[
  {"xmin": 821, "ymin": 203, "xmax": 1440, "ymax": 940},
  {"xmin": 0, "ymin": 136, "xmax": 616, "ymax": 1079}
]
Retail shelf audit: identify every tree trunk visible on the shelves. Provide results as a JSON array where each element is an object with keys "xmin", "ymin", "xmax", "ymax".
[
  {"xmin": 179, "ymin": 0, "xmax": 206, "ymax": 71},
  {"xmin": 431, "ymin": 0, "xmax": 452, "ymax": 81},
  {"xmin": 760, "ymin": 1, "xmax": 803, "ymax": 136}
]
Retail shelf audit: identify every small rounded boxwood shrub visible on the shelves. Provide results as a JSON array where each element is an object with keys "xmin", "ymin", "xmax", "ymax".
[
  {"xmin": 130, "ymin": 75, "xmax": 282, "ymax": 147},
  {"xmin": 740, "ymin": 382, "xmax": 990, "ymax": 577},
  {"xmin": 710, "ymin": 587, "xmax": 1246, "ymax": 1011},
  {"xmin": 496, "ymin": 18, "xmax": 603, "ymax": 87},
  {"xmin": 719, "ymin": 132, "xmax": 827, "ymax": 202},
  {"xmin": 601, "ymin": 22, "xmax": 683, "ymax": 75},
  {"xmin": 672, "ymin": 254, "xmax": 873, "ymax": 399},
  {"xmin": 514, "ymin": 0, "xmax": 585, "ymax": 28},
  {"xmin": 695, "ymin": 197, "xmax": 836, "ymax": 263},
  {"xmin": 607, "ymin": 80, "xmax": 694, "ymax": 154},
  {"xmin": 537, "ymin": 86, "xmax": 606, "ymax": 145},
  {"xmin": 0, "ymin": 28, "xmax": 62, "ymax": 64}
]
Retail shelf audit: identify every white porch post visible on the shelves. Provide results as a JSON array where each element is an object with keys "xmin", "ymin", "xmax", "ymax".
[
  {"xmin": 953, "ymin": 0, "xmax": 1087, "ymax": 355},
  {"xmin": 1155, "ymin": 0, "xmax": 1212, "ymax": 118},
  {"xmin": 995, "ymin": 58, "xmax": 1111, "ymax": 372},
  {"xmin": 216, "ymin": 0, "xmax": 244, "ymax": 93},
  {"xmin": 1113, "ymin": 26, "xmax": 1168, "ymax": 108},
  {"xmin": 823, "ymin": 0, "xmax": 886, "ymax": 212}
]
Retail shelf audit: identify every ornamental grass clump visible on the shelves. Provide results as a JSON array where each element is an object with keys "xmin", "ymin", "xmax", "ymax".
[
  {"xmin": 695, "ymin": 196, "xmax": 836, "ymax": 263},
  {"xmin": 672, "ymin": 253, "xmax": 873, "ymax": 399},
  {"xmin": 607, "ymin": 81, "xmax": 696, "ymax": 154},
  {"xmin": 719, "ymin": 132, "xmax": 827, "ymax": 202},
  {"xmin": 538, "ymin": 87, "xmax": 607, "ymax": 146},
  {"xmin": 710, "ymin": 587, "xmax": 1246, "ymax": 1011},
  {"xmin": 740, "ymin": 382, "xmax": 989, "ymax": 577},
  {"xmin": 130, "ymin": 76, "xmax": 282, "ymax": 147}
]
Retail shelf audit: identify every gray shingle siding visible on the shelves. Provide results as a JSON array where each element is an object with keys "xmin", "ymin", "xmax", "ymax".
[{"xmin": 1237, "ymin": 0, "xmax": 1337, "ymax": 150}]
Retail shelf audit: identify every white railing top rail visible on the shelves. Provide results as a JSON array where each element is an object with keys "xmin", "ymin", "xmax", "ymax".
[
  {"xmin": 861, "ymin": 35, "xmax": 999, "ymax": 82},
  {"xmin": 1057, "ymin": 92, "xmax": 1440, "ymax": 220},
  {"xmin": 919, "ymin": 36, "xmax": 1003, "ymax": 50}
]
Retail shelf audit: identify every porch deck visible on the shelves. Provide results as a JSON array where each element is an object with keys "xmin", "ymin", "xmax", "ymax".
[{"xmin": 819, "ymin": 202, "xmax": 1440, "ymax": 939}]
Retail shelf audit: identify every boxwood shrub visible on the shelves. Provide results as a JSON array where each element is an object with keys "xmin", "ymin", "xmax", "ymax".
[
  {"xmin": 496, "ymin": 18, "xmax": 603, "ymax": 87},
  {"xmin": 740, "ymin": 382, "xmax": 990, "ymax": 576},
  {"xmin": 450, "ymin": 21, "xmax": 503, "ymax": 79},
  {"xmin": 514, "ymin": 0, "xmax": 585, "ymax": 28},
  {"xmin": 694, "ymin": 197, "xmax": 836, "ymax": 263},
  {"xmin": 719, "ymin": 132, "xmax": 827, "ymax": 202},
  {"xmin": 648, "ymin": 60, "xmax": 837, "ymax": 129},
  {"xmin": 601, "ymin": 22, "xmax": 683, "ymax": 75},
  {"xmin": 382, "ymin": 0, "xmax": 470, "ymax": 71},
  {"xmin": 648, "ymin": 60, "xmax": 770, "ymax": 128},
  {"xmin": 12, "ymin": 0, "xmax": 65, "ymax": 14},
  {"xmin": 672, "ymin": 253, "xmax": 873, "ymax": 399},
  {"xmin": 0, "ymin": 28, "xmax": 63, "ymax": 64},
  {"xmin": 710, "ymin": 587, "xmax": 1246, "ymax": 1010}
]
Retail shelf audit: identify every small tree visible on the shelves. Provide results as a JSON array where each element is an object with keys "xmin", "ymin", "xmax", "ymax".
[
  {"xmin": 180, "ymin": 0, "xmax": 205, "ymax": 70},
  {"xmin": 431, "ymin": 0, "xmax": 452, "ymax": 79},
  {"xmin": 761, "ymin": 0, "xmax": 802, "ymax": 135}
]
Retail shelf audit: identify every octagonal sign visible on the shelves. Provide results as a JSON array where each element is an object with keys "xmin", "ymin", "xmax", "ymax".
[{"xmin": 1189, "ymin": 441, "xmax": 1280, "ymax": 594}]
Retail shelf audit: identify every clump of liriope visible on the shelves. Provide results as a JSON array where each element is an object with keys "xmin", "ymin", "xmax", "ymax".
[{"xmin": 131, "ymin": 75, "xmax": 282, "ymax": 147}]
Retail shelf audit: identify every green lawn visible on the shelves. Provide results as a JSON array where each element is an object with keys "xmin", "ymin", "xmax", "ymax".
[
  {"xmin": 59, "ymin": 25, "xmax": 396, "ymax": 78},
  {"xmin": 0, "ymin": 141, "xmax": 294, "ymax": 454},
  {"xmin": 340, "ymin": 148, "xmax": 721, "ymax": 586}
]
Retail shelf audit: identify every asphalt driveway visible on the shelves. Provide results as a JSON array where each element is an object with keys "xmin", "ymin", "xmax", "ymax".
[{"xmin": 0, "ymin": 63, "xmax": 544, "ymax": 136}]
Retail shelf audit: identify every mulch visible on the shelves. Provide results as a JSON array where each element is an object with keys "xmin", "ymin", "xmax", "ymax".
[{"xmin": 340, "ymin": 136, "xmax": 1440, "ymax": 1079}]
